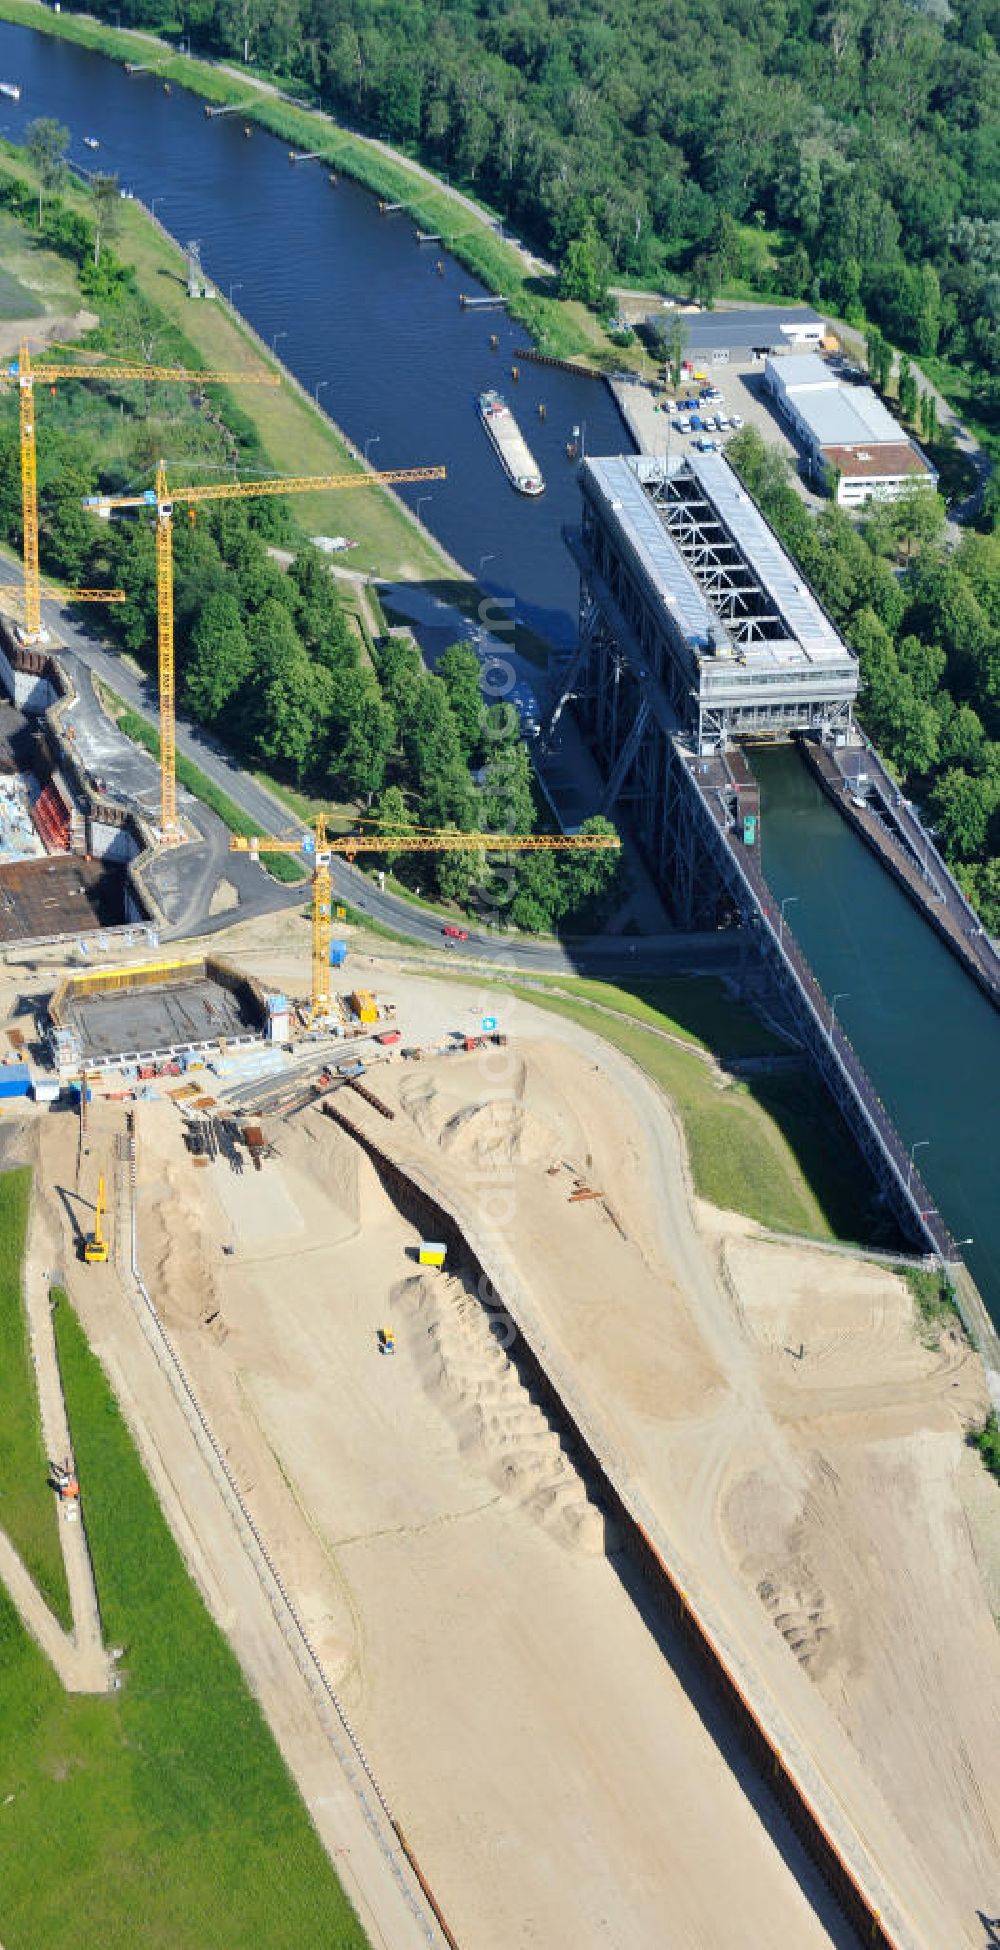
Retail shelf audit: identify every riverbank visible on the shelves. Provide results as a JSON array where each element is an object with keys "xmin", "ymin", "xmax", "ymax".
[
  {"xmin": 0, "ymin": 0, "xmax": 625, "ymax": 368},
  {"xmin": 0, "ymin": 142, "xmax": 459, "ymax": 582}
]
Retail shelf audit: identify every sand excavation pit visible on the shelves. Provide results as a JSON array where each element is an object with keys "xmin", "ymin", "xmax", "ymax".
[
  {"xmin": 396, "ymin": 1268, "xmax": 610, "ymax": 1554},
  {"xmin": 129, "ymin": 1089, "xmax": 848, "ymax": 1950},
  {"xmin": 339, "ymin": 1014, "xmax": 1000, "ymax": 1950},
  {"xmin": 719, "ymin": 1232, "xmax": 1000, "ymax": 1937}
]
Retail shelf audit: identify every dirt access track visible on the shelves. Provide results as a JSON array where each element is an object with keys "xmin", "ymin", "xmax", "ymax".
[{"xmin": 39, "ymin": 960, "xmax": 1000, "ymax": 1950}]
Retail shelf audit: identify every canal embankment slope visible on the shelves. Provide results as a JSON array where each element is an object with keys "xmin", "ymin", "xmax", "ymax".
[
  {"xmin": 313, "ymin": 998, "xmax": 1000, "ymax": 1950},
  {"xmin": 0, "ymin": 0, "xmax": 623, "ymax": 370},
  {"xmin": 0, "ymin": 147, "xmax": 455, "ymax": 585}
]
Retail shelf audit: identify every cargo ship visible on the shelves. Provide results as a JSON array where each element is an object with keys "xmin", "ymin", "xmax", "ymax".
[
  {"xmin": 0, "ymin": 82, "xmax": 21, "ymax": 102},
  {"xmin": 478, "ymin": 390, "xmax": 544, "ymax": 496}
]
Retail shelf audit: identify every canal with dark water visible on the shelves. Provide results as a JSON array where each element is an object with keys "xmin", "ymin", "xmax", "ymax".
[
  {"xmin": 2, "ymin": 21, "xmax": 999, "ymax": 1318},
  {"xmin": 0, "ymin": 21, "xmax": 629, "ymax": 646},
  {"xmin": 756, "ymin": 747, "xmax": 1000, "ymax": 1313}
]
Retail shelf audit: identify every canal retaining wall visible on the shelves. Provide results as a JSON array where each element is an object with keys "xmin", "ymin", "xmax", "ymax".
[
  {"xmin": 800, "ymin": 736, "xmax": 1000, "ymax": 1011},
  {"xmin": 324, "ymin": 1091, "xmax": 938, "ymax": 1950}
]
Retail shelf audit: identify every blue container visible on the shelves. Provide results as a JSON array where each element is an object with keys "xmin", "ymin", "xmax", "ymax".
[
  {"xmin": 0, "ymin": 1063, "xmax": 32, "ymax": 1100},
  {"xmin": 68, "ymin": 1080, "xmax": 93, "ymax": 1104},
  {"xmin": 329, "ymin": 942, "xmax": 348, "ymax": 968}
]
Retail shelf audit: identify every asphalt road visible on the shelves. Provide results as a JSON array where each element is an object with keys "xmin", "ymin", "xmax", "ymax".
[{"xmin": 5, "ymin": 564, "xmax": 740, "ymax": 975}]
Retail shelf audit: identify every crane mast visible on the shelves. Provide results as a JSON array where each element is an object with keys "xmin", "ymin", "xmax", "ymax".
[
  {"xmin": 2, "ymin": 338, "xmax": 278, "ymax": 643},
  {"xmin": 231, "ymin": 819, "xmax": 621, "ymax": 1018},
  {"xmin": 84, "ymin": 461, "xmax": 446, "ymax": 845}
]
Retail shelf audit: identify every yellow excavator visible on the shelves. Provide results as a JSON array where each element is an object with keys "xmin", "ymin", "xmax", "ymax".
[{"xmin": 83, "ymin": 1176, "xmax": 109, "ymax": 1265}]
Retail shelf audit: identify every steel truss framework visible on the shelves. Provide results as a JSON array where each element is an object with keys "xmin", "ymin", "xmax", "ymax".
[
  {"xmin": 567, "ymin": 551, "xmax": 733, "ymax": 930},
  {"xmin": 647, "ymin": 472, "xmax": 786, "ymax": 646},
  {"xmin": 561, "ymin": 527, "xmax": 953, "ymax": 1259}
]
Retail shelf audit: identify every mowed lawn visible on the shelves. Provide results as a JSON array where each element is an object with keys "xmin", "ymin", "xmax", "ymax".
[
  {"xmin": 0, "ymin": 209, "xmax": 81, "ymax": 320},
  {"xmin": 113, "ymin": 198, "xmax": 451, "ymax": 583},
  {"xmin": 503, "ymin": 971, "xmax": 787, "ymax": 1057},
  {"xmin": 0, "ymin": 1167, "xmax": 71, "ymax": 1629},
  {"xmin": 0, "ymin": 1294, "xmax": 367, "ymax": 1950}
]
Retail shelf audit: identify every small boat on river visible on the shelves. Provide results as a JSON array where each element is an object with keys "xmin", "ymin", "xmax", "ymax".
[
  {"xmin": 83, "ymin": 136, "xmax": 100, "ymax": 151},
  {"xmin": 0, "ymin": 82, "xmax": 21, "ymax": 102},
  {"xmin": 478, "ymin": 389, "xmax": 544, "ymax": 497}
]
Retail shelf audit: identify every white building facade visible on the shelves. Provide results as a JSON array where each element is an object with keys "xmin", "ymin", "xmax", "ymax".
[{"xmin": 764, "ymin": 355, "xmax": 937, "ymax": 506}]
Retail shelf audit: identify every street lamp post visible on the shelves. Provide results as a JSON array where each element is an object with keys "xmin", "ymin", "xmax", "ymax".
[
  {"xmin": 271, "ymin": 330, "xmax": 287, "ymax": 356},
  {"xmin": 364, "ymin": 434, "xmax": 381, "ymax": 465},
  {"xmin": 315, "ymin": 379, "xmax": 329, "ymax": 407},
  {"xmin": 228, "ymin": 281, "xmax": 243, "ymax": 308},
  {"xmin": 829, "ymin": 991, "xmax": 850, "ymax": 1042},
  {"xmin": 778, "ymin": 894, "xmax": 798, "ymax": 948},
  {"xmin": 417, "ymin": 495, "xmax": 433, "ymax": 523},
  {"xmin": 906, "ymin": 1138, "xmax": 930, "ymax": 1191},
  {"xmin": 150, "ymin": 195, "xmax": 165, "ymax": 220},
  {"xmin": 478, "ymin": 552, "xmax": 497, "ymax": 576}
]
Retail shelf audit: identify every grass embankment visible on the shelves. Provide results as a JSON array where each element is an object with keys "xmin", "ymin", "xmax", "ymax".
[
  {"xmin": 0, "ymin": 207, "xmax": 80, "ymax": 320},
  {"xmin": 100, "ymin": 689, "xmax": 307, "ymax": 883},
  {"xmin": 0, "ymin": 0, "xmax": 623, "ymax": 368},
  {"xmin": 969, "ymin": 1413, "xmax": 1000, "ymax": 1482},
  {"xmin": 0, "ymin": 131, "xmax": 452, "ymax": 582},
  {"xmin": 479, "ymin": 976, "xmax": 882, "ymax": 1241},
  {"xmin": 0, "ymin": 1169, "xmax": 71, "ymax": 1631},
  {"xmin": 901, "ymin": 1264, "xmax": 963, "ymax": 1349},
  {"xmin": 505, "ymin": 971, "xmax": 786, "ymax": 1057},
  {"xmin": 0, "ymin": 1289, "xmax": 368, "ymax": 1948}
]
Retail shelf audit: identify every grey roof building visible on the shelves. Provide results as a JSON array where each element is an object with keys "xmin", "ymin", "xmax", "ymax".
[
  {"xmin": 765, "ymin": 355, "xmax": 938, "ymax": 506},
  {"xmin": 646, "ymin": 304, "xmax": 827, "ymax": 363},
  {"xmin": 567, "ymin": 452, "xmax": 858, "ymax": 750}
]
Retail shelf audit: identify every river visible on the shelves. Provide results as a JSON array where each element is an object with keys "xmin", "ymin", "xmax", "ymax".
[
  {"xmin": 2, "ymin": 20, "xmax": 999, "ymax": 1320},
  {"xmin": 0, "ymin": 20, "xmax": 630, "ymax": 647}
]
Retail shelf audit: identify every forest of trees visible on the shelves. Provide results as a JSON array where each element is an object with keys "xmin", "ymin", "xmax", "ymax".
[
  {"xmin": 0, "ymin": 157, "xmax": 621, "ymax": 934},
  {"xmin": 729, "ymin": 428, "xmax": 1000, "ymax": 928},
  {"xmin": 76, "ymin": 0, "xmax": 1000, "ymax": 410}
]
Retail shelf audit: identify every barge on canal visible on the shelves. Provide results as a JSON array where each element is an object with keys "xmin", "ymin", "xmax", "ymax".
[{"xmin": 478, "ymin": 390, "xmax": 545, "ymax": 497}]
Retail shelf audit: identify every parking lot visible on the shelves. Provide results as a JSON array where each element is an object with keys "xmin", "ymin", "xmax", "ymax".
[{"xmin": 610, "ymin": 355, "xmax": 823, "ymax": 504}]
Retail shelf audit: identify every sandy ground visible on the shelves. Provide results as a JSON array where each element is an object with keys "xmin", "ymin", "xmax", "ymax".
[
  {"xmin": 7, "ymin": 932, "xmax": 999, "ymax": 1946},
  {"xmin": 129, "ymin": 1094, "xmax": 845, "ymax": 1950},
  {"xmin": 0, "ymin": 312, "xmax": 98, "ymax": 359},
  {"xmin": 284, "ymin": 972, "xmax": 999, "ymax": 1948}
]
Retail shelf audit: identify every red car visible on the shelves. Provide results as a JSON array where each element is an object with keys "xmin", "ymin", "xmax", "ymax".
[{"xmin": 442, "ymin": 924, "xmax": 469, "ymax": 941}]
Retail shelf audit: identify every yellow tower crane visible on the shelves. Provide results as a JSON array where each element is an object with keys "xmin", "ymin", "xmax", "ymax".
[
  {"xmin": 83, "ymin": 461, "xmax": 447, "ymax": 845},
  {"xmin": 229, "ymin": 817, "xmax": 621, "ymax": 1018},
  {"xmin": 1, "ymin": 338, "xmax": 278, "ymax": 643}
]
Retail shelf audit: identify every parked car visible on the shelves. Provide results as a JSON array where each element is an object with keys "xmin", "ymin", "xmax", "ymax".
[
  {"xmin": 675, "ymin": 415, "xmax": 691, "ymax": 433},
  {"xmin": 695, "ymin": 436, "xmax": 721, "ymax": 451},
  {"xmin": 730, "ymin": 413, "xmax": 744, "ymax": 428},
  {"xmin": 442, "ymin": 924, "xmax": 469, "ymax": 941},
  {"xmin": 690, "ymin": 413, "xmax": 703, "ymax": 431}
]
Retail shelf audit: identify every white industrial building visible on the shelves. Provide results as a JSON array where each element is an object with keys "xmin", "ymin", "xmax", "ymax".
[{"xmin": 764, "ymin": 354, "xmax": 937, "ymax": 507}]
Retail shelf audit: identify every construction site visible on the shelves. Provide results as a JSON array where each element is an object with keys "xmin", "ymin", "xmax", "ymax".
[
  {"xmin": 0, "ymin": 329, "xmax": 998, "ymax": 1950},
  {"xmin": 2, "ymin": 908, "xmax": 998, "ymax": 1950}
]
